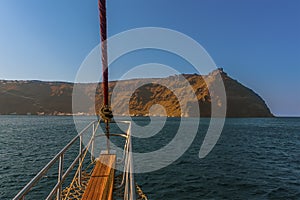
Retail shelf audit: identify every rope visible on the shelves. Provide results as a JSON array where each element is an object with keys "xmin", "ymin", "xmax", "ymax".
[
  {"xmin": 63, "ymin": 123, "xmax": 99, "ymax": 200},
  {"xmin": 61, "ymin": 4, "xmax": 113, "ymax": 198},
  {"xmin": 114, "ymin": 174, "xmax": 149, "ymax": 200},
  {"xmin": 136, "ymin": 183, "xmax": 148, "ymax": 200},
  {"xmin": 61, "ymin": 162, "xmax": 95, "ymax": 200},
  {"xmin": 60, "ymin": 3, "xmax": 148, "ymax": 200},
  {"xmin": 98, "ymin": 0, "xmax": 112, "ymax": 153},
  {"xmin": 98, "ymin": 0, "xmax": 109, "ymax": 107},
  {"xmin": 100, "ymin": 105, "xmax": 113, "ymax": 122}
]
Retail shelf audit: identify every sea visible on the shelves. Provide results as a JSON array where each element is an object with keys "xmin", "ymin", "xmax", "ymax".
[{"xmin": 0, "ymin": 115, "xmax": 300, "ymax": 199}]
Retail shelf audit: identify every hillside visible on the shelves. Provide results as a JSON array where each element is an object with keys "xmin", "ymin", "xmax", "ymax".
[{"xmin": 0, "ymin": 69, "xmax": 273, "ymax": 117}]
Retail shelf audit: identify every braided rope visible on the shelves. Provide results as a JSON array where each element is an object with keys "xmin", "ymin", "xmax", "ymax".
[
  {"xmin": 61, "ymin": 168, "xmax": 93, "ymax": 200},
  {"xmin": 98, "ymin": 0, "xmax": 109, "ymax": 106},
  {"xmin": 136, "ymin": 183, "xmax": 149, "ymax": 200},
  {"xmin": 61, "ymin": 122, "xmax": 100, "ymax": 199},
  {"xmin": 61, "ymin": 143, "xmax": 93, "ymax": 199}
]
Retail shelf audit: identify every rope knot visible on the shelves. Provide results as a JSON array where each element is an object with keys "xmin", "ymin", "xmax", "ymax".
[{"xmin": 99, "ymin": 105, "xmax": 113, "ymax": 122}]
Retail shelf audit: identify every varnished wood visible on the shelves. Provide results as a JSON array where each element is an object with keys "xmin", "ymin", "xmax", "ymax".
[{"xmin": 82, "ymin": 154, "xmax": 116, "ymax": 200}]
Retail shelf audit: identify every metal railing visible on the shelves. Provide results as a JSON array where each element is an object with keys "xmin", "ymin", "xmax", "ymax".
[
  {"xmin": 13, "ymin": 120, "xmax": 136, "ymax": 200},
  {"xmin": 116, "ymin": 121, "xmax": 136, "ymax": 200}
]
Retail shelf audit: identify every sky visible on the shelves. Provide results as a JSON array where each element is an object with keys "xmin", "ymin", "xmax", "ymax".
[{"xmin": 0, "ymin": 0, "xmax": 299, "ymax": 116}]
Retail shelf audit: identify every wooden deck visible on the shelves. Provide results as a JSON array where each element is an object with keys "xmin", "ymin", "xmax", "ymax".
[{"xmin": 82, "ymin": 154, "xmax": 116, "ymax": 200}]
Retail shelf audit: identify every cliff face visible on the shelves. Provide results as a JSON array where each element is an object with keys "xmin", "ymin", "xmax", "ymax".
[
  {"xmin": 0, "ymin": 70, "xmax": 273, "ymax": 117},
  {"xmin": 218, "ymin": 70, "xmax": 273, "ymax": 117}
]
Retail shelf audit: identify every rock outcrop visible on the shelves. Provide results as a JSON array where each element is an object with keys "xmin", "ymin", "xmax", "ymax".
[{"xmin": 0, "ymin": 70, "xmax": 273, "ymax": 117}]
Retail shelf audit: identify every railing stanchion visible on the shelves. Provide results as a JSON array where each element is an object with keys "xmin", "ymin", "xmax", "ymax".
[
  {"xmin": 13, "ymin": 120, "xmax": 136, "ymax": 200},
  {"xmin": 78, "ymin": 135, "xmax": 82, "ymax": 185},
  {"xmin": 129, "ymin": 132, "xmax": 136, "ymax": 200},
  {"xmin": 91, "ymin": 123, "xmax": 95, "ymax": 161},
  {"xmin": 57, "ymin": 154, "xmax": 64, "ymax": 200}
]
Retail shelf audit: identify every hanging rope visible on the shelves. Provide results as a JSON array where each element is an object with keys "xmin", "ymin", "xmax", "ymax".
[
  {"xmin": 98, "ymin": 0, "xmax": 112, "ymax": 152},
  {"xmin": 98, "ymin": 0, "xmax": 108, "ymax": 107}
]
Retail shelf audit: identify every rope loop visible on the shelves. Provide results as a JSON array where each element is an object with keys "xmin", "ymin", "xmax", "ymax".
[{"xmin": 100, "ymin": 105, "xmax": 113, "ymax": 122}]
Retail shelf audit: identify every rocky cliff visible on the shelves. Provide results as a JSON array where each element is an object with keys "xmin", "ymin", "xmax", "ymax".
[{"xmin": 0, "ymin": 70, "xmax": 273, "ymax": 117}]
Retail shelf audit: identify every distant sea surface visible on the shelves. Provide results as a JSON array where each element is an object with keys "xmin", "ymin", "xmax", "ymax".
[{"xmin": 0, "ymin": 116, "xmax": 300, "ymax": 199}]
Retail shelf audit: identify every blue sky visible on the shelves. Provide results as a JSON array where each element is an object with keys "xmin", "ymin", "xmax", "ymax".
[{"xmin": 0, "ymin": 0, "xmax": 299, "ymax": 116}]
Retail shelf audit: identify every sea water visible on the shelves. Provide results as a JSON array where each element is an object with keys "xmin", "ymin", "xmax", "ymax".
[{"xmin": 0, "ymin": 116, "xmax": 300, "ymax": 199}]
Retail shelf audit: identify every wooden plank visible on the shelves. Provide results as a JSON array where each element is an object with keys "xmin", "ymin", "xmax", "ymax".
[
  {"xmin": 82, "ymin": 160, "xmax": 101, "ymax": 197},
  {"xmin": 82, "ymin": 154, "xmax": 116, "ymax": 200}
]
